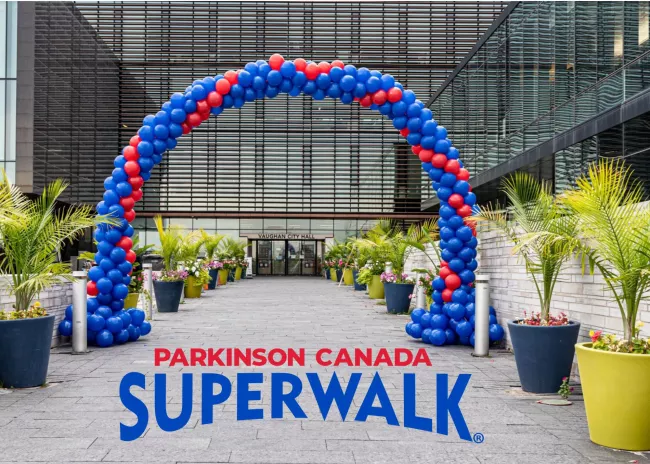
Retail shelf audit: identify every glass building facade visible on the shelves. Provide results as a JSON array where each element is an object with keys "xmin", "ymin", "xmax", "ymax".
[
  {"xmin": 427, "ymin": 1, "xmax": 650, "ymax": 206},
  {"xmin": 1, "ymin": 2, "xmax": 17, "ymax": 181}
]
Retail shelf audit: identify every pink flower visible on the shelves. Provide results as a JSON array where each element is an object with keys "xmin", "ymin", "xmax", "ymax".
[{"xmin": 590, "ymin": 330, "xmax": 602, "ymax": 343}]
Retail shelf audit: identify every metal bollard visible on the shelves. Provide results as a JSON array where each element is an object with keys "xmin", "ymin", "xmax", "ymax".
[
  {"xmin": 143, "ymin": 263, "xmax": 153, "ymax": 321},
  {"xmin": 72, "ymin": 271, "xmax": 88, "ymax": 354},
  {"xmin": 415, "ymin": 276, "xmax": 427, "ymax": 309},
  {"xmin": 384, "ymin": 262, "xmax": 393, "ymax": 273},
  {"xmin": 473, "ymin": 274, "xmax": 490, "ymax": 357}
]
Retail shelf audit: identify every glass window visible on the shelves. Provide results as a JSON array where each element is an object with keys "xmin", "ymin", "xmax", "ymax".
[
  {"xmin": 311, "ymin": 219, "xmax": 333, "ymax": 234},
  {"xmin": 286, "ymin": 218, "xmax": 310, "ymax": 232},
  {"xmin": 5, "ymin": 80, "xmax": 16, "ymax": 161},
  {"xmin": 217, "ymin": 218, "xmax": 240, "ymax": 230},
  {"xmin": 263, "ymin": 218, "xmax": 286, "ymax": 231},
  {"xmin": 193, "ymin": 218, "xmax": 217, "ymax": 230},
  {"xmin": 6, "ymin": 2, "xmax": 17, "ymax": 79}
]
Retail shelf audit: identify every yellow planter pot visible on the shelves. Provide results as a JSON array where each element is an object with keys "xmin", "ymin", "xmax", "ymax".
[
  {"xmin": 235, "ymin": 266, "xmax": 242, "ymax": 280},
  {"xmin": 184, "ymin": 276, "xmax": 202, "ymax": 298},
  {"xmin": 368, "ymin": 275, "xmax": 384, "ymax": 299},
  {"xmin": 124, "ymin": 293, "xmax": 139, "ymax": 309},
  {"xmin": 330, "ymin": 268, "xmax": 337, "ymax": 282},
  {"xmin": 576, "ymin": 343, "xmax": 650, "ymax": 451},
  {"xmin": 218, "ymin": 269, "xmax": 229, "ymax": 286},
  {"xmin": 343, "ymin": 268, "xmax": 354, "ymax": 286}
]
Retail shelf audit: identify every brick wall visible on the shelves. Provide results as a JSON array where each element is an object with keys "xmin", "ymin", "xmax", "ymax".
[
  {"xmin": 0, "ymin": 277, "xmax": 73, "ymax": 348},
  {"xmin": 405, "ymin": 228, "xmax": 650, "ymax": 347}
]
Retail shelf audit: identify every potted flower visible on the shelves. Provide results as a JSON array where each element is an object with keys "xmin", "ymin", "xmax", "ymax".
[
  {"xmin": 471, "ymin": 172, "xmax": 580, "ymax": 393},
  {"xmin": 152, "ymin": 215, "xmax": 186, "ymax": 312},
  {"xmin": 219, "ymin": 259, "xmax": 233, "ymax": 286},
  {"xmin": 0, "ymin": 176, "xmax": 110, "ymax": 388},
  {"xmin": 182, "ymin": 260, "xmax": 209, "ymax": 299},
  {"xmin": 153, "ymin": 270, "xmax": 188, "ymax": 312},
  {"xmin": 562, "ymin": 160, "xmax": 650, "ymax": 451},
  {"xmin": 124, "ymin": 236, "xmax": 154, "ymax": 309},
  {"xmin": 239, "ymin": 259, "xmax": 248, "ymax": 280},
  {"xmin": 381, "ymin": 271, "xmax": 415, "ymax": 313},
  {"xmin": 206, "ymin": 260, "xmax": 223, "ymax": 289}
]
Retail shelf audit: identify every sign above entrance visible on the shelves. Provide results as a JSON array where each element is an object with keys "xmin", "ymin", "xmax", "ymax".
[{"xmin": 242, "ymin": 233, "xmax": 332, "ymax": 240}]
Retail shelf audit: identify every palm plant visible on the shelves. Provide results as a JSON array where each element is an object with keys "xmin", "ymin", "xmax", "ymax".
[
  {"xmin": 218, "ymin": 237, "xmax": 246, "ymax": 261},
  {"xmin": 201, "ymin": 230, "xmax": 225, "ymax": 261},
  {"xmin": 153, "ymin": 215, "xmax": 184, "ymax": 271},
  {"xmin": 470, "ymin": 172, "xmax": 578, "ymax": 322},
  {"xmin": 0, "ymin": 175, "xmax": 115, "ymax": 311},
  {"xmin": 178, "ymin": 230, "xmax": 208, "ymax": 264},
  {"xmin": 561, "ymin": 160, "xmax": 650, "ymax": 343}
]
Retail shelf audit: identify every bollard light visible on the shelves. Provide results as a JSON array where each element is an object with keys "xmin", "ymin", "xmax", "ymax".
[
  {"xmin": 143, "ymin": 263, "xmax": 153, "ymax": 321},
  {"xmin": 384, "ymin": 262, "xmax": 393, "ymax": 273},
  {"xmin": 415, "ymin": 273, "xmax": 427, "ymax": 309},
  {"xmin": 72, "ymin": 271, "xmax": 88, "ymax": 354},
  {"xmin": 473, "ymin": 274, "xmax": 490, "ymax": 357}
]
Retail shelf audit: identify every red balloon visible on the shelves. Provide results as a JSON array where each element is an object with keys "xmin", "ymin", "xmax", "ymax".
[
  {"xmin": 207, "ymin": 91, "xmax": 223, "ymax": 107},
  {"xmin": 181, "ymin": 122, "xmax": 191, "ymax": 134},
  {"xmin": 187, "ymin": 113, "xmax": 202, "ymax": 127},
  {"xmin": 448, "ymin": 193, "xmax": 464, "ymax": 209},
  {"xmin": 387, "ymin": 87, "xmax": 402, "ymax": 103},
  {"xmin": 444, "ymin": 159, "xmax": 460, "ymax": 174},
  {"xmin": 126, "ymin": 249, "xmax": 137, "ymax": 263},
  {"xmin": 318, "ymin": 61, "xmax": 331, "ymax": 73},
  {"xmin": 331, "ymin": 60, "xmax": 345, "ymax": 69},
  {"xmin": 400, "ymin": 128, "xmax": 409, "ymax": 137},
  {"xmin": 123, "ymin": 146, "xmax": 139, "ymax": 161},
  {"xmin": 457, "ymin": 168, "xmax": 470, "ymax": 181},
  {"xmin": 124, "ymin": 209, "xmax": 136, "ymax": 223},
  {"xmin": 294, "ymin": 58, "xmax": 307, "ymax": 72},
  {"xmin": 418, "ymin": 149, "xmax": 434, "ymax": 163},
  {"xmin": 131, "ymin": 189, "xmax": 143, "ymax": 202},
  {"xmin": 87, "ymin": 281, "xmax": 98, "ymax": 296},
  {"xmin": 216, "ymin": 78, "xmax": 231, "ymax": 95},
  {"xmin": 359, "ymin": 95, "xmax": 372, "ymax": 107},
  {"xmin": 432, "ymin": 154, "xmax": 447, "ymax": 169},
  {"xmin": 305, "ymin": 63, "xmax": 320, "ymax": 80},
  {"xmin": 445, "ymin": 274, "xmax": 461, "ymax": 290},
  {"xmin": 372, "ymin": 90, "xmax": 387, "ymax": 105},
  {"xmin": 196, "ymin": 100, "xmax": 210, "ymax": 115},
  {"xmin": 129, "ymin": 176, "xmax": 144, "ymax": 190},
  {"xmin": 442, "ymin": 288, "xmax": 453, "ymax": 302},
  {"xmin": 269, "ymin": 53, "xmax": 284, "ymax": 70},
  {"xmin": 439, "ymin": 266, "xmax": 452, "ymax": 279},
  {"xmin": 116, "ymin": 236, "xmax": 133, "ymax": 251},
  {"xmin": 458, "ymin": 205, "xmax": 473, "ymax": 217},
  {"xmin": 124, "ymin": 161, "xmax": 140, "ymax": 177},
  {"xmin": 120, "ymin": 197, "xmax": 135, "ymax": 211},
  {"xmin": 411, "ymin": 145, "xmax": 422, "ymax": 155},
  {"xmin": 440, "ymin": 260, "xmax": 448, "ymax": 268},
  {"xmin": 129, "ymin": 135, "xmax": 140, "ymax": 148},
  {"xmin": 224, "ymin": 70, "xmax": 238, "ymax": 84}
]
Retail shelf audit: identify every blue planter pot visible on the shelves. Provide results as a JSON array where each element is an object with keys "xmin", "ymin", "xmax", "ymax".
[
  {"xmin": 508, "ymin": 320, "xmax": 581, "ymax": 393},
  {"xmin": 228, "ymin": 269, "xmax": 235, "ymax": 282},
  {"xmin": 384, "ymin": 282, "xmax": 414, "ymax": 314},
  {"xmin": 207, "ymin": 269, "xmax": 218, "ymax": 290},
  {"xmin": 153, "ymin": 280, "xmax": 184, "ymax": 313},
  {"xmin": 335, "ymin": 269, "xmax": 342, "ymax": 282},
  {"xmin": 353, "ymin": 270, "xmax": 366, "ymax": 291},
  {"xmin": 0, "ymin": 315, "xmax": 55, "ymax": 388}
]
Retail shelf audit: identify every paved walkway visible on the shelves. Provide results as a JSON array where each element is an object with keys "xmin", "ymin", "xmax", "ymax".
[{"xmin": 0, "ymin": 277, "xmax": 646, "ymax": 463}]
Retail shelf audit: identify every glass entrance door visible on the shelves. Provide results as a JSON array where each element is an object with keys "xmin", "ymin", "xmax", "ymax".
[
  {"xmin": 271, "ymin": 241, "xmax": 286, "ymax": 275},
  {"xmin": 255, "ymin": 240, "xmax": 320, "ymax": 276},
  {"xmin": 257, "ymin": 240, "xmax": 272, "ymax": 275},
  {"xmin": 287, "ymin": 241, "xmax": 301, "ymax": 275},
  {"xmin": 302, "ymin": 241, "xmax": 316, "ymax": 275}
]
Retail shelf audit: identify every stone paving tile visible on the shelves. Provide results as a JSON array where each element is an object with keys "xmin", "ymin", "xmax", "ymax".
[{"xmin": 0, "ymin": 277, "xmax": 647, "ymax": 464}]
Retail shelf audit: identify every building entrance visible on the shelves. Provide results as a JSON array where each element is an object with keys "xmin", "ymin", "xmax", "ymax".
[{"xmin": 254, "ymin": 239, "xmax": 321, "ymax": 276}]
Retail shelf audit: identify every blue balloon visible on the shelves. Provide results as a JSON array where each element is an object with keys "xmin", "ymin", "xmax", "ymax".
[
  {"xmin": 445, "ymin": 328, "xmax": 457, "ymax": 345},
  {"xmin": 104, "ymin": 177, "xmax": 117, "ymax": 191},
  {"xmin": 154, "ymin": 124, "xmax": 169, "ymax": 140},
  {"xmin": 452, "ymin": 289, "xmax": 468, "ymax": 304},
  {"xmin": 112, "ymin": 283, "xmax": 129, "ymax": 300},
  {"xmin": 406, "ymin": 103, "xmax": 422, "ymax": 119},
  {"xmin": 115, "ymin": 182, "xmax": 132, "ymax": 198},
  {"xmin": 489, "ymin": 306, "xmax": 497, "ymax": 316},
  {"xmin": 430, "ymin": 328, "xmax": 446, "ymax": 346},
  {"xmin": 464, "ymin": 192, "xmax": 477, "ymax": 206},
  {"xmin": 439, "ymin": 204, "xmax": 455, "ymax": 220},
  {"xmin": 470, "ymin": 332, "xmax": 475, "ymax": 347},
  {"xmin": 489, "ymin": 314, "xmax": 498, "ymax": 325},
  {"xmin": 88, "ymin": 313, "xmax": 105, "ymax": 332},
  {"xmin": 117, "ymin": 261, "xmax": 133, "ymax": 275},
  {"xmin": 432, "ymin": 290, "xmax": 443, "ymax": 304},
  {"xmin": 139, "ymin": 320, "xmax": 152, "ymax": 336},
  {"xmin": 456, "ymin": 226, "xmax": 473, "ymax": 242},
  {"xmin": 458, "ymin": 247, "xmax": 476, "ymax": 263},
  {"xmin": 103, "ymin": 190, "xmax": 119, "ymax": 206},
  {"xmin": 380, "ymin": 74, "xmax": 395, "ymax": 90},
  {"xmin": 340, "ymin": 92, "xmax": 354, "ymax": 104},
  {"xmin": 104, "ymin": 230, "xmax": 121, "ymax": 246},
  {"xmin": 448, "ymin": 258, "xmax": 465, "ymax": 273},
  {"xmin": 108, "ymin": 204, "xmax": 125, "ymax": 219},
  {"xmin": 365, "ymin": 76, "xmax": 381, "ymax": 93},
  {"xmin": 429, "ymin": 303, "xmax": 443, "ymax": 314},
  {"xmin": 110, "ymin": 300, "xmax": 124, "ymax": 312},
  {"xmin": 489, "ymin": 324, "xmax": 505, "ymax": 342},
  {"xmin": 447, "ymin": 303, "xmax": 466, "ymax": 321},
  {"xmin": 431, "ymin": 313, "xmax": 449, "ymax": 330},
  {"xmin": 110, "ymin": 247, "xmax": 127, "ymax": 263},
  {"xmin": 422, "ymin": 120, "xmax": 438, "ymax": 136},
  {"xmin": 116, "ymin": 310, "xmax": 132, "ymax": 327},
  {"xmin": 339, "ymin": 75, "xmax": 356, "ymax": 92},
  {"xmin": 410, "ymin": 308, "xmax": 426, "ymax": 324},
  {"xmin": 432, "ymin": 277, "xmax": 446, "ymax": 292},
  {"xmin": 441, "ymin": 249, "xmax": 456, "ymax": 263},
  {"xmin": 405, "ymin": 321, "xmax": 413, "ymax": 336},
  {"xmin": 316, "ymin": 73, "xmax": 331, "ymax": 90},
  {"xmin": 420, "ymin": 312, "xmax": 432, "ymax": 328},
  {"xmin": 421, "ymin": 162, "xmax": 433, "ymax": 172},
  {"xmin": 429, "ymin": 168, "xmax": 444, "ymax": 181},
  {"xmin": 409, "ymin": 323, "xmax": 423, "ymax": 339},
  {"xmin": 453, "ymin": 181, "xmax": 470, "ymax": 197},
  {"xmin": 139, "ymin": 157, "xmax": 154, "ymax": 172},
  {"xmin": 106, "ymin": 316, "xmax": 123, "ymax": 334},
  {"xmin": 106, "ymin": 268, "xmax": 123, "ymax": 284},
  {"xmin": 138, "ymin": 125, "xmax": 154, "ymax": 142},
  {"xmin": 115, "ymin": 329, "xmax": 130, "ymax": 344},
  {"xmin": 137, "ymin": 140, "xmax": 154, "ymax": 157},
  {"xmin": 129, "ymin": 309, "xmax": 146, "ymax": 326},
  {"xmin": 353, "ymin": 83, "xmax": 366, "ymax": 98},
  {"xmin": 459, "ymin": 269, "xmax": 475, "ymax": 285},
  {"xmin": 456, "ymin": 320, "xmax": 473, "ymax": 338},
  {"xmin": 447, "ymin": 215, "xmax": 464, "ymax": 230},
  {"xmin": 435, "ymin": 126, "xmax": 448, "ymax": 139},
  {"xmin": 244, "ymin": 62, "xmax": 259, "ymax": 76},
  {"xmin": 112, "ymin": 168, "xmax": 127, "ymax": 183},
  {"xmin": 435, "ymin": 139, "xmax": 451, "ymax": 153},
  {"xmin": 448, "ymin": 318, "xmax": 459, "ymax": 332},
  {"xmin": 96, "ymin": 305, "xmax": 112, "ymax": 319},
  {"xmin": 469, "ymin": 315, "xmax": 476, "ymax": 328},
  {"xmin": 87, "ymin": 298, "xmax": 99, "ymax": 313},
  {"xmin": 406, "ymin": 133, "xmax": 421, "ymax": 146},
  {"xmin": 127, "ymin": 324, "xmax": 141, "ymax": 342},
  {"xmin": 97, "ymin": 293, "xmax": 112, "ymax": 305},
  {"xmin": 420, "ymin": 136, "xmax": 435, "ymax": 149},
  {"xmin": 96, "ymin": 329, "xmax": 114, "ymax": 348},
  {"xmin": 96, "ymin": 277, "xmax": 113, "ymax": 295},
  {"xmin": 64, "ymin": 304, "xmax": 73, "ymax": 321},
  {"xmin": 421, "ymin": 328, "xmax": 433, "ymax": 344},
  {"xmin": 58, "ymin": 319, "xmax": 72, "ymax": 337},
  {"xmin": 191, "ymin": 84, "xmax": 206, "ymax": 100},
  {"xmin": 391, "ymin": 101, "xmax": 407, "ymax": 117},
  {"xmin": 407, "ymin": 117, "xmax": 422, "ymax": 132},
  {"xmin": 440, "ymin": 173, "xmax": 457, "ymax": 188},
  {"xmin": 170, "ymin": 92, "xmax": 186, "ymax": 108},
  {"xmin": 88, "ymin": 266, "xmax": 104, "ymax": 283}
]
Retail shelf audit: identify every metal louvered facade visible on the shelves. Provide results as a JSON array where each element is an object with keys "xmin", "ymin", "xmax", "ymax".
[{"xmin": 27, "ymin": 1, "xmax": 503, "ymax": 223}]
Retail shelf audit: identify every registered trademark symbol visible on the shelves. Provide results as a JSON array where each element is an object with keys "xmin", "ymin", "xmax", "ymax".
[{"xmin": 473, "ymin": 432, "xmax": 484, "ymax": 444}]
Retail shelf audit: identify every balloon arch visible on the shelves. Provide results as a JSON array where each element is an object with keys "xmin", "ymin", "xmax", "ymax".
[{"xmin": 60, "ymin": 54, "xmax": 479, "ymax": 347}]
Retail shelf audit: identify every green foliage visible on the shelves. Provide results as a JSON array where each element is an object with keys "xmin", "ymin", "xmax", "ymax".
[
  {"xmin": 153, "ymin": 215, "xmax": 184, "ymax": 271},
  {"xmin": 0, "ymin": 301, "xmax": 47, "ymax": 320},
  {"xmin": 562, "ymin": 160, "xmax": 650, "ymax": 343},
  {"xmin": 217, "ymin": 237, "xmax": 247, "ymax": 260},
  {"xmin": 0, "ymin": 174, "xmax": 116, "ymax": 311},
  {"xmin": 201, "ymin": 230, "xmax": 225, "ymax": 261},
  {"xmin": 356, "ymin": 268, "xmax": 373, "ymax": 285},
  {"xmin": 178, "ymin": 230, "xmax": 208, "ymax": 265},
  {"xmin": 470, "ymin": 171, "xmax": 578, "ymax": 322}
]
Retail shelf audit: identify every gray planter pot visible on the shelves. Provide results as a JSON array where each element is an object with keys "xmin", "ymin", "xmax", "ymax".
[
  {"xmin": 153, "ymin": 280, "xmax": 184, "ymax": 313},
  {"xmin": 0, "ymin": 315, "xmax": 55, "ymax": 388}
]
